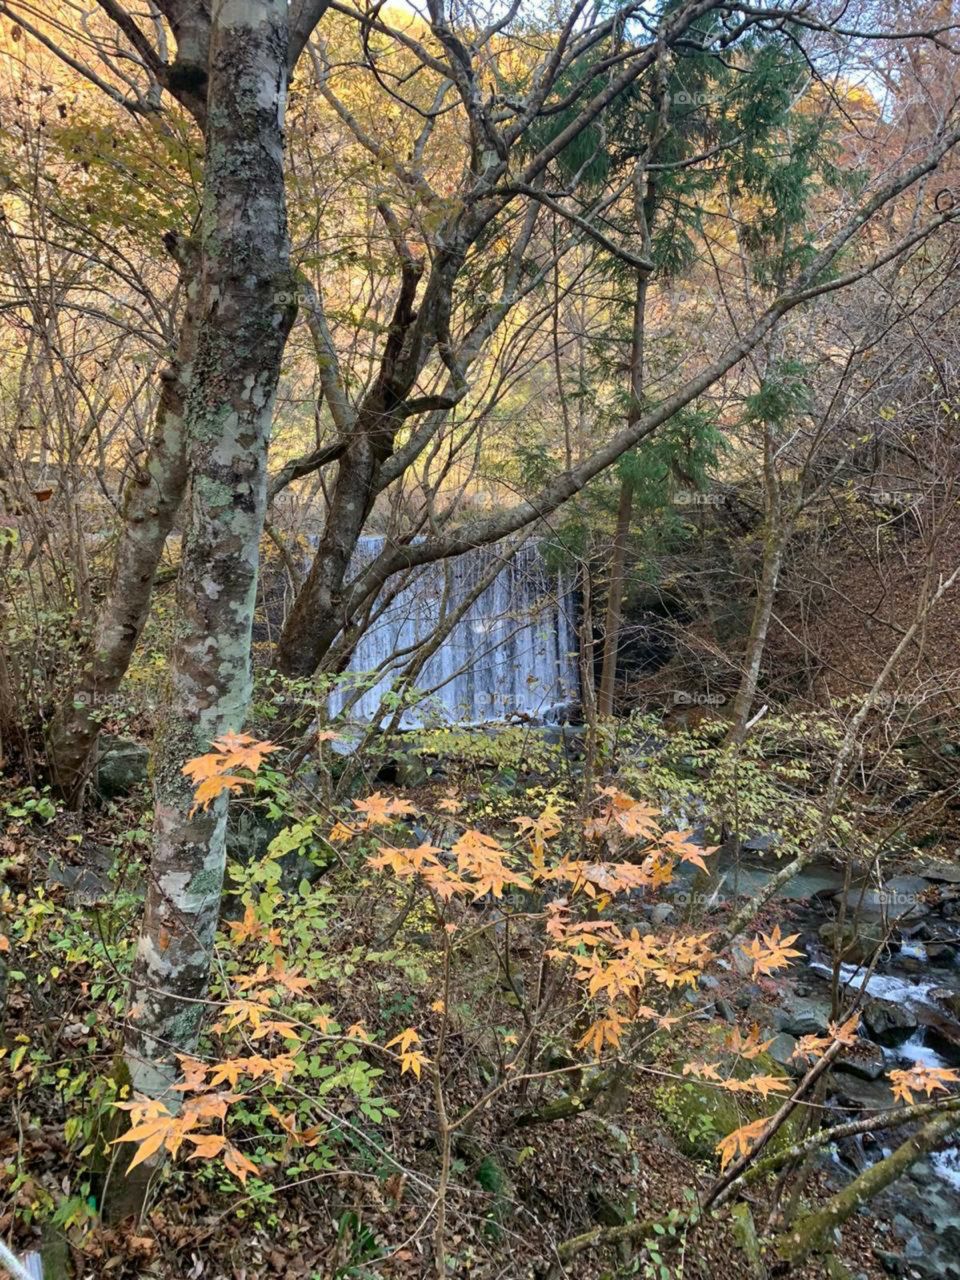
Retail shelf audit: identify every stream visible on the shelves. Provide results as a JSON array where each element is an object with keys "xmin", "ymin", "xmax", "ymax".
[{"xmin": 671, "ymin": 848, "xmax": 960, "ymax": 1277}]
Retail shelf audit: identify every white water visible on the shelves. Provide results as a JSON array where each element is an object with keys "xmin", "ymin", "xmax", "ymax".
[
  {"xmin": 932, "ymin": 1147, "xmax": 960, "ymax": 1191},
  {"xmin": 809, "ymin": 960, "xmax": 943, "ymax": 1007},
  {"xmin": 328, "ymin": 538, "xmax": 579, "ymax": 727}
]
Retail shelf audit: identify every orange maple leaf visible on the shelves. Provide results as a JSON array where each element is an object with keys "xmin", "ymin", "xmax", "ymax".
[
  {"xmin": 890, "ymin": 1062, "xmax": 960, "ymax": 1104},
  {"xmin": 716, "ymin": 1115, "xmax": 770, "ymax": 1170},
  {"xmin": 223, "ymin": 1142, "xmax": 258, "ymax": 1186},
  {"xmin": 744, "ymin": 925, "xmax": 803, "ymax": 977}
]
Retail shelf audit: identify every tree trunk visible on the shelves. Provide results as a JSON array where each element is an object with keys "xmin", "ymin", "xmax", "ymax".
[
  {"xmin": 726, "ymin": 422, "xmax": 788, "ymax": 744},
  {"xmin": 597, "ymin": 272, "xmax": 647, "ymax": 718},
  {"xmin": 273, "ymin": 242, "xmax": 430, "ymax": 680},
  {"xmin": 123, "ymin": 0, "xmax": 295, "ymax": 1119},
  {"xmin": 597, "ymin": 475, "xmax": 634, "ymax": 717},
  {"xmin": 47, "ymin": 238, "xmax": 199, "ymax": 806},
  {"xmin": 775, "ymin": 1109, "xmax": 960, "ymax": 1265}
]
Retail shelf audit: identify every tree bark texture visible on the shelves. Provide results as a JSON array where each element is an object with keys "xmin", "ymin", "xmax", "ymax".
[
  {"xmin": 48, "ymin": 238, "xmax": 199, "ymax": 806},
  {"xmin": 124, "ymin": 0, "xmax": 296, "ymax": 1103},
  {"xmin": 597, "ymin": 272, "xmax": 648, "ymax": 717},
  {"xmin": 726, "ymin": 421, "xmax": 787, "ymax": 743}
]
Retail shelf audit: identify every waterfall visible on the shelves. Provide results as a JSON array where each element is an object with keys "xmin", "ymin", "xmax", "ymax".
[{"xmin": 328, "ymin": 537, "xmax": 579, "ymax": 727}]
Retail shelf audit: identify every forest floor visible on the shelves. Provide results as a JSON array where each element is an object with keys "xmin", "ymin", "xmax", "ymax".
[{"xmin": 2, "ymin": 758, "xmax": 945, "ymax": 1280}]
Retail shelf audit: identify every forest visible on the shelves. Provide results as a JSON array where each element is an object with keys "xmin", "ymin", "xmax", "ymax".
[{"xmin": 3, "ymin": 0, "xmax": 960, "ymax": 1277}]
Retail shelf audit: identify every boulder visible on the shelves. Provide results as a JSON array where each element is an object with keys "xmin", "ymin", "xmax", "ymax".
[
  {"xmin": 926, "ymin": 942, "xmax": 956, "ymax": 967},
  {"xmin": 833, "ymin": 876, "xmax": 930, "ymax": 925},
  {"xmin": 918, "ymin": 859, "xmax": 960, "ymax": 885},
  {"xmin": 931, "ymin": 987, "xmax": 960, "ymax": 1019},
  {"xmin": 767, "ymin": 1032, "xmax": 804, "ymax": 1076},
  {"xmin": 95, "ymin": 734, "xmax": 149, "ymax": 797},
  {"xmin": 862, "ymin": 997, "xmax": 918, "ymax": 1046},
  {"xmin": 773, "ymin": 992, "xmax": 832, "ymax": 1037},
  {"xmin": 654, "ymin": 1035, "xmax": 801, "ymax": 1159},
  {"xmin": 819, "ymin": 920, "xmax": 885, "ymax": 965},
  {"xmin": 825, "ymin": 1071, "xmax": 895, "ymax": 1112},
  {"xmin": 914, "ymin": 1006, "xmax": 960, "ymax": 1061},
  {"xmin": 742, "ymin": 833, "xmax": 777, "ymax": 853},
  {"xmin": 834, "ymin": 1038, "xmax": 885, "ymax": 1081}
]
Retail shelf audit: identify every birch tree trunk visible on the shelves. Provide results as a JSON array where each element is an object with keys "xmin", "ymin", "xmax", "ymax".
[
  {"xmin": 124, "ymin": 0, "xmax": 295, "ymax": 1111},
  {"xmin": 48, "ymin": 237, "xmax": 199, "ymax": 806}
]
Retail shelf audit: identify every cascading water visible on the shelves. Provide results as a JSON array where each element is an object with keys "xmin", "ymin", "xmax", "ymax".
[{"xmin": 327, "ymin": 537, "xmax": 579, "ymax": 727}]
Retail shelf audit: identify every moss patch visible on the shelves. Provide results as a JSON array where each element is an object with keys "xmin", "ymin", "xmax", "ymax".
[{"xmin": 653, "ymin": 1046, "xmax": 801, "ymax": 1160}]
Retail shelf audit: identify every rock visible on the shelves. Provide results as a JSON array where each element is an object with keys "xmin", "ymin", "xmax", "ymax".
[
  {"xmin": 834, "ymin": 1038, "xmax": 885, "ymax": 1081},
  {"xmin": 95, "ymin": 734, "xmax": 149, "ymax": 797},
  {"xmin": 931, "ymin": 987, "xmax": 960, "ymax": 1019},
  {"xmin": 863, "ymin": 998, "xmax": 918, "ymax": 1046},
  {"xmin": 715, "ymin": 997, "xmax": 736, "ymax": 1024},
  {"xmin": 819, "ymin": 920, "xmax": 885, "ymax": 964},
  {"xmin": 774, "ymin": 992, "xmax": 832, "ymax": 1037},
  {"xmin": 768, "ymin": 1032, "xmax": 804, "ymax": 1076},
  {"xmin": 587, "ymin": 1187, "xmax": 630, "ymax": 1227},
  {"xmin": 47, "ymin": 845, "xmax": 114, "ymax": 905},
  {"xmin": 729, "ymin": 944, "xmax": 755, "ymax": 977},
  {"xmin": 914, "ymin": 1006, "xmax": 960, "ymax": 1061},
  {"xmin": 833, "ymin": 877, "xmax": 930, "ymax": 924},
  {"xmin": 825, "ymin": 1072, "xmax": 895, "ymax": 1112},
  {"xmin": 226, "ymin": 807, "xmax": 284, "ymax": 864},
  {"xmin": 654, "ymin": 1034, "xmax": 801, "ymax": 1159},
  {"xmin": 742, "ymin": 832, "xmax": 777, "ymax": 853},
  {"xmin": 876, "ymin": 1249, "xmax": 910, "ymax": 1276},
  {"xmin": 730, "ymin": 1203, "xmax": 763, "ymax": 1275},
  {"xmin": 650, "ymin": 902, "xmax": 674, "ymax": 925},
  {"xmin": 926, "ymin": 942, "xmax": 956, "ymax": 967},
  {"xmin": 918, "ymin": 859, "xmax": 960, "ymax": 885},
  {"xmin": 226, "ymin": 808, "xmax": 332, "ymax": 893}
]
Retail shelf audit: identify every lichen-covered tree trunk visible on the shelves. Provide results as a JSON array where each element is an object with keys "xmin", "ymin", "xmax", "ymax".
[
  {"xmin": 48, "ymin": 238, "xmax": 199, "ymax": 807},
  {"xmin": 124, "ymin": 0, "xmax": 295, "ymax": 1109},
  {"xmin": 775, "ymin": 1109, "xmax": 960, "ymax": 1264}
]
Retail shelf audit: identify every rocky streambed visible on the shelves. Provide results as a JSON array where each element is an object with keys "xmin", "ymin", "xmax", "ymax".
[{"xmin": 664, "ymin": 848, "xmax": 960, "ymax": 1279}]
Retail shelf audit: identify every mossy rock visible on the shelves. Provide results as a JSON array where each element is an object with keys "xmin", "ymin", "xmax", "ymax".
[
  {"xmin": 653, "ymin": 1041, "xmax": 801, "ymax": 1160},
  {"xmin": 95, "ymin": 734, "xmax": 149, "ymax": 797}
]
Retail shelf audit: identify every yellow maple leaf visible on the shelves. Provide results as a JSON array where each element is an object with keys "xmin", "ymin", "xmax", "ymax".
[
  {"xmin": 577, "ymin": 1011, "xmax": 627, "ymax": 1058},
  {"xmin": 227, "ymin": 903, "xmax": 262, "ymax": 943},
  {"xmin": 386, "ymin": 1027, "xmax": 431, "ymax": 1077},
  {"xmin": 727, "ymin": 1023, "xmax": 775, "ymax": 1060}
]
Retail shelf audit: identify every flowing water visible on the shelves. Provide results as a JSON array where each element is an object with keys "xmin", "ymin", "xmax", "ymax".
[{"xmin": 328, "ymin": 537, "xmax": 579, "ymax": 727}]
